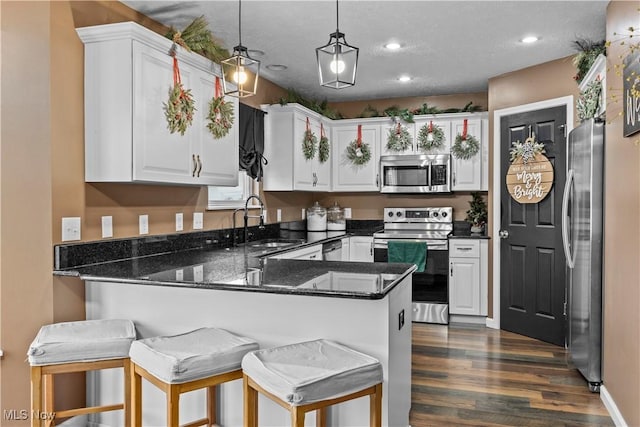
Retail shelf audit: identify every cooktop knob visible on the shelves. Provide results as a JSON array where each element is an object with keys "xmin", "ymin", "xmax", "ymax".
[
  {"xmin": 442, "ymin": 211, "xmax": 448, "ymax": 218},
  {"xmin": 388, "ymin": 211, "xmax": 394, "ymax": 217},
  {"xmin": 433, "ymin": 211, "xmax": 439, "ymax": 217},
  {"xmin": 396, "ymin": 211, "xmax": 403, "ymax": 217}
]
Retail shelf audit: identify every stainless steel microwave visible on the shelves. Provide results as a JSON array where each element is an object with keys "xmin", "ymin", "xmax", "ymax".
[{"xmin": 380, "ymin": 154, "xmax": 451, "ymax": 193}]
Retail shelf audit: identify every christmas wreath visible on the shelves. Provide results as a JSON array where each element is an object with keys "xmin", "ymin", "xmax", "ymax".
[
  {"xmin": 346, "ymin": 125, "xmax": 371, "ymax": 166},
  {"xmin": 386, "ymin": 122, "xmax": 412, "ymax": 152},
  {"xmin": 302, "ymin": 117, "xmax": 318, "ymax": 160},
  {"xmin": 451, "ymin": 119, "xmax": 479, "ymax": 160},
  {"xmin": 417, "ymin": 121, "xmax": 445, "ymax": 152},
  {"xmin": 509, "ymin": 133, "xmax": 546, "ymax": 164},
  {"xmin": 206, "ymin": 78, "xmax": 234, "ymax": 139},
  {"xmin": 318, "ymin": 123, "xmax": 330, "ymax": 163},
  {"xmin": 163, "ymin": 56, "xmax": 196, "ymax": 136}
]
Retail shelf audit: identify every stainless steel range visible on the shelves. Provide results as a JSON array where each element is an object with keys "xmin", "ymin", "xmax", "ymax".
[{"xmin": 373, "ymin": 207, "xmax": 453, "ymax": 324}]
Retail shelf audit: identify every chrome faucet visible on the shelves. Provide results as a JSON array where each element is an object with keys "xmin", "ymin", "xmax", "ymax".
[{"xmin": 232, "ymin": 194, "xmax": 265, "ymax": 247}]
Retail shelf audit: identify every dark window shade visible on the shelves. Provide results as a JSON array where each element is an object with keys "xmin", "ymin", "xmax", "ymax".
[{"xmin": 238, "ymin": 103, "xmax": 267, "ymax": 181}]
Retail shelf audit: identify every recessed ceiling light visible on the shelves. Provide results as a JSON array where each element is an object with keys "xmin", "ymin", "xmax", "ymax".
[
  {"xmin": 385, "ymin": 42, "xmax": 401, "ymax": 50},
  {"xmin": 266, "ymin": 64, "xmax": 288, "ymax": 71},
  {"xmin": 521, "ymin": 36, "xmax": 539, "ymax": 44},
  {"xmin": 248, "ymin": 49, "xmax": 265, "ymax": 57},
  {"xmin": 398, "ymin": 75, "xmax": 412, "ymax": 82}
]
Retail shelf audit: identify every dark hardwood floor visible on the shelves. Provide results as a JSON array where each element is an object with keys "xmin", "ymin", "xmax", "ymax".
[{"xmin": 410, "ymin": 323, "xmax": 614, "ymax": 427}]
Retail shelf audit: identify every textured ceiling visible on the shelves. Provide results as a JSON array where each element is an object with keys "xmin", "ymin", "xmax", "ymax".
[{"xmin": 121, "ymin": 0, "xmax": 608, "ymax": 102}]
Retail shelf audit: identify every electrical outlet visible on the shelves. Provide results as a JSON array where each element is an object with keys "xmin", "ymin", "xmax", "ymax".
[
  {"xmin": 277, "ymin": 209, "xmax": 282, "ymax": 222},
  {"xmin": 175, "ymin": 213, "xmax": 184, "ymax": 232},
  {"xmin": 302, "ymin": 208, "xmax": 306, "ymax": 219},
  {"xmin": 193, "ymin": 265, "xmax": 204, "ymax": 282},
  {"xmin": 193, "ymin": 212, "xmax": 203, "ymax": 230},
  {"xmin": 139, "ymin": 214, "xmax": 149, "ymax": 235},
  {"xmin": 101, "ymin": 216, "xmax": 113, "ymax": 238},
  {"xmin": 344, "ymin": 208, "xmax": 352, "ymax": 219},
  {"xmin": 175, "ymin": 269, "xmax": 184, "ymax": 281},
  {"xmin": 61, "ymin": 217, "xmax": 81, "ymax": 242},
  {"xmin": 263, "ymin": 211, "xmax": 268, "ymax": 224},
  {"xmin": 398, "ymin": 309, "xmax": 405, "ymax": 330}
]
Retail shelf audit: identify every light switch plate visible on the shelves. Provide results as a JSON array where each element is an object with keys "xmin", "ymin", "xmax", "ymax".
[
  {"xmin": 302, "ymin": 208, "xmax": 306, "ymax": 219},
  {"xmin": 101, "ymin": 216, "xmax": 113, "ymax": 238},
  {"xmin": 277, "ymin": 209, "xmax": 282, "ymax": 222},
  {"xmin": 175, "ymin": 213, "xmax": 184, "ymax": 232},
  {"xmin": 193, "ymin": 212, "xmax": 203, "ymax": 230},
  {"xmin": 139, "ymin": 214, "xmax": 149, "ymax": 235},
  {"xmin": 61, "ymin": 217, "xmax": 81, "ymax": 242}
]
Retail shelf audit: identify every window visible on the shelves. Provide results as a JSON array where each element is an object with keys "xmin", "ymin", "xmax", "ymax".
[{"xmin": 207, "ymin": 170, "xmax": 260, "ymax": 210}]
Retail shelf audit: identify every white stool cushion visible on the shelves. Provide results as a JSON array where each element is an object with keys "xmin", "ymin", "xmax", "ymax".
[
  {"xmin": 241, "ymin": 339, "xmax": 383, "ymax": 406},
  {"xmin": 129, "ymin": 327, "xmax": 259, "ymax": 384},
  {"xmin": 28, "ymin": 319, "xmax": 136, "ymax": 366}
]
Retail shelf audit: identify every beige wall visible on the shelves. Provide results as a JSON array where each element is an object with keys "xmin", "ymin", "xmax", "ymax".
[
  {"xmin": 602, "ymin": 2, "xmax": 640, "ymax": 425},
  {"xmin": 1, "ymin": 1, "xmax": 54, "ymax": 422}
]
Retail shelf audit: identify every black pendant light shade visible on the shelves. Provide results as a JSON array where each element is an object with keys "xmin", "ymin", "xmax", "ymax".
[
  {"xmin": 316, "ymin": 0, "xmax": 358, "ymax": 89},
  {"xmin": 222, "ymin": 0, "xmax": 260, "ymax": 97}
]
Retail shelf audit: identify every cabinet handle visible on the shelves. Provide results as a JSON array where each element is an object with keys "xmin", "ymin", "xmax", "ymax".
[
  {"xmin": 453, "ymin": 171, "xmax": 456, "ymax": 186},
  {"xmin": 370, "ymin": 242, "xmax": 373, "ymax": 256},
  {"xmin": 192, "ymin": 154, "xmax": 198, "ymax": 177},
  {"xmin": 457, "ymin": 247, "xmax": 473, "ymax": 251},
  {"xmin": 450, "ymin": 263, "xmax": 453, "ymax": 277},
  {"xmin": 376, "ymin": 174, "xmax": 379, "ymax": 187},
  {"xmin": 196, "ymin": 155, "xmax": 202, "ymax": 177}
]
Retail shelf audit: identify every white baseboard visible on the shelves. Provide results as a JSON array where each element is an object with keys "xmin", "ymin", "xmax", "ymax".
[
  {"xmin": 601, "ymin": 385, "xmax": 628, "ymax": 427},
  {"xmin": 449, "ymin": 314, "xmax": 486, "ymax": 325},
  {"xmin": 485, "ymin": 317, "xmax": 499, "ymax": 329}
]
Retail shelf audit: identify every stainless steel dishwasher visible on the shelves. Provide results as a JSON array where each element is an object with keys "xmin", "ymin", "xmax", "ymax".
[{"xmin": 322, "ymin": 239, "xmax": 342, "ymax": 261}]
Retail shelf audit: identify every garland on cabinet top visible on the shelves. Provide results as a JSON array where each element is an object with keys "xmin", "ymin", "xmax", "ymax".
[
  {"xmin": 207, "ymin": 77, "xmax": 234, "ymax": 138},
  {"xmin": 346, "ymin": 125, "xmax": 372, "ymax": 166},
  {"xmin": 386, "ymin": 120, "xmax": 413, "ymax": 152},
  {"xmin": 165, "ymin": 16, "xmax": 230, "ymax": 63},
  {"xmin": 163, "ymin": 52, "xmax": 196, "ymax": 135},
  {"xmin": 572, "ymin": 39, "xmax": 606, "ymax": 84},
  {"xmin": 451, "ymin": 119, "xmax": 480, "ymax": 160},
  {"xmin": 360, "ymin": 101, "xmax": 483, "ymax": 122}
]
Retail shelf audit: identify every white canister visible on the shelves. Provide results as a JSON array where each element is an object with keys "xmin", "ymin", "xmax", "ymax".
[{"xmin": 307, "ymin": 201, "xmax": 327, "ymax": 231}]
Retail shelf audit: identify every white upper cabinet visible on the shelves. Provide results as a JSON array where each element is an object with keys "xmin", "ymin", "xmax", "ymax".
[
  {"xmin": 332, "ymin": 122, "xmax": 381, "ymax": 192},
  {"xmin": 78, "ymin": 22, "xmax": 238, "ymax": 186},
  {"xmin": 262, "ymin": 104, "xmax": 330, "ymax": 192},
  {"xmin": 450, "ymin": 115, "xmax": 488, "ymax": 191}
]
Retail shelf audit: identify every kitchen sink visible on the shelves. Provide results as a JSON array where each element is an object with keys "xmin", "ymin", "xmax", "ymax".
[{"xmin": 249, "ymin": 238, "xmax": 304, "ymax": 249}]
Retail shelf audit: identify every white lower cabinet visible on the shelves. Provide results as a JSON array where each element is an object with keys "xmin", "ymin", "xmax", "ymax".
[
  {"xmin": 449, "ymin": 239, "xmax": 488, "ymax": 316},
  {"xmin": 271, "ymin": 244, "xmax": 322, "ymax": 260},
  {"xmin": 341, "ymin": 237, "xmax": 350, "ymax": 261},
  {"xmin": 349, "ymin": 236, "xmax": 374, "ymax": 262}
]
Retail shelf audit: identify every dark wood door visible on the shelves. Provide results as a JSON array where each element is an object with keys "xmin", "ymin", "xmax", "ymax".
[{"xmin": 500, "ymin": 106, "xmax": 567, "ymax": 346}]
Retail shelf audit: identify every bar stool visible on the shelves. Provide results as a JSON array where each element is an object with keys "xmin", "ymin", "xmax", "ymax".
[
  {"xmin": 129, "ymin": 327, "xmax": 259, "ymax": 427},
  {"xmin": 242, "ymin": 339, "xmax": 383, "ymax": 427},
  {"xmin": 28, "ymin": 319, "xmax": 136, "ymax": 427}
]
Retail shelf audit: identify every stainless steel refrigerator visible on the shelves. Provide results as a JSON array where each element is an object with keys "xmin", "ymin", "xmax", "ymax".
[{"xmin": 562, "ymin": 118, "xmax": 604, "ymax": 392}]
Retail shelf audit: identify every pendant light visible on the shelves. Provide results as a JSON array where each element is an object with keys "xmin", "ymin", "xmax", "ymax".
[
  {"xmin": 221, "ymin": 0, "xmax": 260, "ymax": 98},
  {"xmin": 316, "ymin": 0, "xmax": 359, "ymax": 89}
]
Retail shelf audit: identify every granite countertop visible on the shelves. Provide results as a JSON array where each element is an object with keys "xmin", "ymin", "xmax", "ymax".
[{"xmin": 54, "ymin": 224, "xmax": 413, "ymax": 300}]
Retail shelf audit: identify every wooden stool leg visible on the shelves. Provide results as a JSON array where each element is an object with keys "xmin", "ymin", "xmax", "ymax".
[
  {"xmin": 243, "ymin": 374, "xmax": 258, "ymax": 427},
  {"xmin": 123, "ymin": 359, "xmax": 131, "ymax": 427},
  {"xmin": 31, "ymin": 366, "xmax": 43, "ymax": 427},
  {"xmin": 43, "ymin": 374, "xmax": 54, "ymax": 427},
  {"xmin": 207, "ymin": 385, "xmax": 217, "ymax": 426},
  {"xmin": 291, "ymin": 406, "xmax": 305, "ymax": 427},
  {"xmin": 315, "ymin": 407, "xmax": 327, "ymax": 427},
  {"xmin": 167, "ymin": 384, "xmax": 180, "ymax": 427},
  {"xmin": 131, "ymin": 365, "xmax": 142, "ymax": 427},
  {"xmin": 370, "ymin": 383, "xmax": 382, "ymax": 427}
]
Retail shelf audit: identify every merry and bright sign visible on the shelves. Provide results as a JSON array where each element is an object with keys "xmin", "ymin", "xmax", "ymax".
[{"xmin": 506, "ymin": 153, "xmax": 554, "ymax": 204}]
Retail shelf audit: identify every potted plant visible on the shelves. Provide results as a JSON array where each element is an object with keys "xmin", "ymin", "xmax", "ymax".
[{"xmin": 466, "ymin": 192, "xmax": 488, "ymax": 234}]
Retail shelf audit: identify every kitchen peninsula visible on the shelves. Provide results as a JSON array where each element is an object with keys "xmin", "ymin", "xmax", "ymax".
[{"xmin": 55, "ymin": 235, "xmax": 413, "ymax": 427}]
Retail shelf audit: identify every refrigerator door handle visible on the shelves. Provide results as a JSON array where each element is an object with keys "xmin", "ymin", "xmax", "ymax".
[{"xmin": 562, "ymin": 169, "xmax": 575, "ymax": 269}]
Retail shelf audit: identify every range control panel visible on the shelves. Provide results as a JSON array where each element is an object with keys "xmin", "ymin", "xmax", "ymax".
[{"xmin": 383, "ymin": 207, "xmax": 453, "ymax": 223}]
